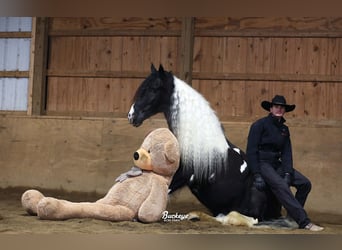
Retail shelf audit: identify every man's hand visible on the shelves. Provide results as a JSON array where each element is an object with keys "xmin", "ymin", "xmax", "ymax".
[
  {"xmin": 253, "ymin": 173, "xmax": 266, "ymax": 191},
  {"xmin": 284, "ymin": 172, "xmax": 292, "ymax": 186}
]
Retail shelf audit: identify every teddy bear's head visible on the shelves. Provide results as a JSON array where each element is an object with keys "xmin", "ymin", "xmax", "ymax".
[{"xmin": 133, "ymin": 128, "xmax": 180, "ymax": 177}]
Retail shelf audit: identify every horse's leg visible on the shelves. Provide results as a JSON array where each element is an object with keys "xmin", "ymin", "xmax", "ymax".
[
  {"xmin": 187, "ymin": 176, "xmax": 245, "ymax": 217},
  {"xmin": 247, "ymin": 186, "xmax": 268, "ymax": 221},
  {"xmin": 263, "ymin": 189, "xmax": 282, "ymax": 220},
  {"xmin": 168, "ymin": 165, "xmax": 191, "ymax": 193}
]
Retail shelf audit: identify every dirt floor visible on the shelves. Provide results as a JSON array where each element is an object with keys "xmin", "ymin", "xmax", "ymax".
[{"xmin": 1, "ymin": 187, "xmax": 341, "ymax": 234}]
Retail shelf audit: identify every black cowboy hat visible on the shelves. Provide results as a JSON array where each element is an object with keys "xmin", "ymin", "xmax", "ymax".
[{"xmin": 261, "ymin": 95, "xmax": 296, "ymax": 112}]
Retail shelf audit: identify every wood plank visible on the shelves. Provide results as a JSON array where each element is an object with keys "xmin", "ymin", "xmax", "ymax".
[
  {"xmin": 46, "ymin": 70, "xmax": 155, "ymax": 78},
  {"xmin": 160, "ymin": 36, "xmax": 179, "ymax": 71},
  {"xmin": 222, "ymin": 37, "xmax": 248, "ymax": 73},
  {"xmin": 178, "ymin": 17, "xmax": 194, "ymax": 84},
  {"xmin": 193, "ymin": 79, "xmax": 342, "ymax": 121},
  {"xmin": 0, "ymin": 71, "xmax": 29, "ymax": 77},
  {"xmin": 195, "ymin": 36, "xmax": 342, "ymax": 75},
  {"xmin": 0, "ymin": 32, "xmax": 31, "ymax": 38},
  {"xmin": 48, "ymin": 36, "xmax": 179, "ymax": 74},
  {"xmin": 326, "ymin": 38, "xmax": 339, "ymax": 75},
  {"xmin": 195, "ymin": 30, "xmax": 342, "ymax": 38},
  {"xmin": 49, "ymin": 17, "xmax": 182, "ymax": 32},
  {"xmin": 193, "ymin": 37, "xmax": 224, "ymax": 73},
  {"xmin": 195, "ymin": 17, "xmax": 342, "ymax": 37},
  {"xmin": 27, "ymin": 17, "xmax": 49, "ymax": 116},
  {"xmin": 109, "ymin": 37, "xmax": 123, "ymax": 71},
  {"xmin": 46, "ymin": 77, "xmax": 142, "ymax": 114},
  {"xmin": 192, "ymin": 72, "xmax": 342, "ymax": 82},
  {"xmin": 49, "ymin": 29, "xmax": 181, "ymax": 37}
]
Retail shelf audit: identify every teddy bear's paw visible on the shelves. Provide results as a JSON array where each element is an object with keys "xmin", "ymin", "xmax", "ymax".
[
  {"xmin": 21, "ymin": 189, "xmax": 45, "ymax": 215},
  {"xmin": 37, "ymin": 197, "xmax": 63, "ymax": 219}
]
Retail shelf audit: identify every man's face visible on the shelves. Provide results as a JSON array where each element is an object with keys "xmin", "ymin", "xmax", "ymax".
[{"xmin": 270, "ymin": 104, "xmax": 286, "ymax": 117}]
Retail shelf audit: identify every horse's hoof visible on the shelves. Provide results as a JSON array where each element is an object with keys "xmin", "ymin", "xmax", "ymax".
[{"xmin": 187, "ymin": 212, "xmax": 200, "ymax": 221}]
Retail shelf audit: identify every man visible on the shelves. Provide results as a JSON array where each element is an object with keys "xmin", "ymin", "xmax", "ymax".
[{"xmin": 246, "ymin": 95, "xmax": 323, "ymax": 231}]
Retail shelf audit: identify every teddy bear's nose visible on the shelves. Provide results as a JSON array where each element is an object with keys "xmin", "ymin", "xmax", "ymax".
[{"xmin": 133, "ymin": 152, "xmax": 139, "ymax": 160}]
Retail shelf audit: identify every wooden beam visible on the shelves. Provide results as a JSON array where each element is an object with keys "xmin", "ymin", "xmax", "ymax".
[
  {"xmin": 0, "ymin": 32, "xmax": 31, "ymax": 38},
  {"xmin": 49, "ymin": 29, "xmax": 181, "ymax": 37},
  {"xmin": 27, "ymin": 17, "xmax": 49, "ymax": 116},
  {"xmin": 195, "ymin": 30, "xmax": 342, "ymax": 38},
  {"xmin": 47, "ymin": 70, "xmax": 155, "ymax": 78},
  {"xmin": 0, "ymin": 71, "xmax": 29, "ymax": 78},
  {"xmin": 192, "ymin": 72, "xmax": 342, "ymax": 83},
  {"xmin": 178, "ymin": 17, "xmax": 195, "ymax": 85}
]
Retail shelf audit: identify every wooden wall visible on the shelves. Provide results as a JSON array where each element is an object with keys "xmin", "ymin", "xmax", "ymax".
[
  {"xmin": 192, "ymin": 17, "xmax": 342, "ymax": 121},
  {"xmin": 43, "ymin": 17, "xmax": 342, "ymax": 121},
  {"xmin": 46, "ymin": 17, "xmax": 183, "ymax": 116}
]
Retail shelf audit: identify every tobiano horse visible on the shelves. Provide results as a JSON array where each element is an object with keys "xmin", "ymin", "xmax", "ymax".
[{"xmin": 128, "ymin": 64, "xmax": 273, "ymax": 220}]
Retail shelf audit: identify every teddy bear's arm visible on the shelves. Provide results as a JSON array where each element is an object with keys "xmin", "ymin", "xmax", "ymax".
[{"xmin": 137, "ymin": 179, "xmax": 168, "ymax": 223}]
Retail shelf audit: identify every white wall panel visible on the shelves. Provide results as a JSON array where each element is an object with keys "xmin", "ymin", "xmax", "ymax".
[
  {"xmin": 0, "ymin": 38, "xmax": 31, "ymax": 71},
  {"xmin": 0, "ymin": 17, "xmax": 32, "ymax": 32},
  {"xmin": 0, "ymin": 17, "xmax": 31, "ymax": 111},
  {"xmin": 0, "ymin": 78, "xmax": 28, "ymax": 111}
]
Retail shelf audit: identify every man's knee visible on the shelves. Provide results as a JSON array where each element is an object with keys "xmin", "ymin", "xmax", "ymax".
[
  {"xmin": 297, "ymin": 177, "xmax": 312, "ymax": 193},
  {"xmin": 303, "ymin": 179, "xmax": 312, "ymax": 193}
]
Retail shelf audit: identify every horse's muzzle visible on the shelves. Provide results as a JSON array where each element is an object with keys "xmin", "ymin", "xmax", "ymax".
[
  {"xmin": 128, "ymin": 114, "xmax": 142, "ymax": 127},
  {"xmin": 128, "ymin": 105, "xmax": 136, "ymax": 125}
]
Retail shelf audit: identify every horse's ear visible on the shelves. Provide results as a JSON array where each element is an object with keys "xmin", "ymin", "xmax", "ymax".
[
  {"xmin": 151, "ymin": 64, "xmax": 157, "ymax": 74},
  {"xmin": 158, "ymin": 64, "xmax": 165, "ymax": 73}
]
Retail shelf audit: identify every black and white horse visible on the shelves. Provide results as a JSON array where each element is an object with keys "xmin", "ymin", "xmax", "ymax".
[{"xmin": 128, "ymin": 64, "xmax": 270, "ymax": 219}]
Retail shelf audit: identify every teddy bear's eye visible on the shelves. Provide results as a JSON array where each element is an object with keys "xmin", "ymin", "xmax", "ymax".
[{"xmin": 148, "ymin": 150, "xmax": 151, "ymax": 153}]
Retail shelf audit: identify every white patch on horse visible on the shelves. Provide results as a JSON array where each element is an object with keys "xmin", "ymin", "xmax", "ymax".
[
  {"xmin": 240, "ymin": 160, "xmax": 247, "ymax": 173},
  {"xmin": 232, "ymin": 147, "xmax": 247, "ymax": 173},
  {"xmin": 189, "ymin": 174, "xmax": 194, "ymax": 182},
  {"xmin": 233, "ymin": 148, "xmax": 240, "ymax": 154},
  {"xmin": 128, "ymin": 103, "xmax": 135, "ymax": 123},
  {"xmin": 170, "ymin": 76, "xmax": 229, "ymax": 180}
]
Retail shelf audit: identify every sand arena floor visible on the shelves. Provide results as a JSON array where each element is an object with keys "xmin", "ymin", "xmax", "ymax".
[{"xmin": 1, "ymin": 187, "xmax": 341, "ymax": 234}]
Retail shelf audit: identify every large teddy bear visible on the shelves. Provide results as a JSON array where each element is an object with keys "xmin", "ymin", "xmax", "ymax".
[{"xmin": 21, "ymin": 128, "xmax": 180, "ymax": 223}]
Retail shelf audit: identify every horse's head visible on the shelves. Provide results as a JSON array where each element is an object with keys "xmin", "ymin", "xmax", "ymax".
[{"xmin": 128, "ymin": 64, "xmax": 174, "ymax": 127}]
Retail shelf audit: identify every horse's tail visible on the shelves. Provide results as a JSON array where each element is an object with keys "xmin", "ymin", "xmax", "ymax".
[{"xmin": 253, "ymin": 217, "xmax": 298, "ymax": 229}]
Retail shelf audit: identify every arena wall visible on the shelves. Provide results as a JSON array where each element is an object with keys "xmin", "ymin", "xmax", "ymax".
[{"xmin": 0, "ymin": 115, "xmax": 341, "ymax": 215}]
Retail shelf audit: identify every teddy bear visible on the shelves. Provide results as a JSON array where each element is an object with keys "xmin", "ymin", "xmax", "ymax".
[{"xmin": 21, "ymin": 128, "xmax": 180, "ymax": 223}]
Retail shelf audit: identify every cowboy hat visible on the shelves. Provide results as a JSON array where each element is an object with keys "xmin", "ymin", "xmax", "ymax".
[{"xmin": 261, "ymin": 95, "xmax": 296, "ymax": 112}]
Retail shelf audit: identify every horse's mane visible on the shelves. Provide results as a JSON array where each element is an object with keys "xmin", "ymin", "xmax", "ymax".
[{"xmin": 169, "ymin": 76, "xmax": 229, "ymax": 182}]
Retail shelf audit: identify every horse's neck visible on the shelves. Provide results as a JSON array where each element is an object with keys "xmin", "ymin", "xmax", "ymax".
[
  {"xmin": 168, "ymin": 77, "xmax": 229, "ymax": 178},
  {"xmin": 170, "ymin": 76, "xmax": 227, "ymax": 141}
]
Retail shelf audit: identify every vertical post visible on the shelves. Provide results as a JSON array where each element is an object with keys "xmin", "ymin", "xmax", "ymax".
[
  {"xmin": 179, "ymin": 17, "xmax": 195, "ymax": 85},
  {"xmin": 28, "ymin": 17, "xmax": 49, "ymax": 115}
]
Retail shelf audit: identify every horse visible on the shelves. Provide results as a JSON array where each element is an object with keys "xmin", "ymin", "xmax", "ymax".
[{"xmin": 128, "ymin": 64, "xmax": 271, "ymax": 220}]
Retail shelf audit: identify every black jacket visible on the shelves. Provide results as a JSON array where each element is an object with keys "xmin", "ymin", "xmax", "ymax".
[{"xmin": 246, "ymin": 113, "xmax": 294, "ymax": 175}]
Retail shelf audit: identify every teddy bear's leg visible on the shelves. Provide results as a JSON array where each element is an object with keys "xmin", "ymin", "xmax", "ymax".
[
  {"xmin": 37, "ymin": 197, "xmax": 136, "ymax": 221},
  {"xmin": 21, "ymin": 189, "xmax": 45, "ymax": 215}
]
